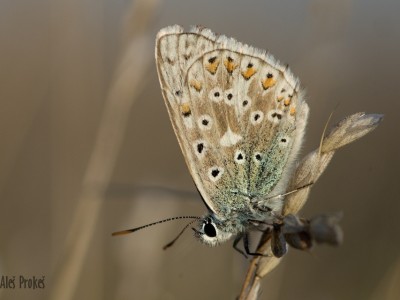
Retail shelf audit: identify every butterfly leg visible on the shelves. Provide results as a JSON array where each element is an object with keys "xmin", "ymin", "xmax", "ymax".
[
  {"xmin": 243, "ymin": 233, "xmax": 271, "ymax": 257},
  {"xmin": 233, "ymin": 234, "xmax": 248, "ymax": 258}
]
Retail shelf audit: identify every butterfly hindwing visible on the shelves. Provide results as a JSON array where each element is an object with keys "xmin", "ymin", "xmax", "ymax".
[{"xmin": 156, "ymin": 25, "xmax": 309, "ymax": 219}]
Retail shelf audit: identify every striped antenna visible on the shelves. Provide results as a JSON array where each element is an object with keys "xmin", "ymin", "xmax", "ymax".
[{"xmin": 112, "ymin": 216, "xmax": 200, "ymax": 236}]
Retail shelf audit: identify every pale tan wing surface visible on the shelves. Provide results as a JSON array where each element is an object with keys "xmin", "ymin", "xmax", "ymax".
[{"xmin": 155, "ymin": 25, "xmax": 308, "ymax": 218}]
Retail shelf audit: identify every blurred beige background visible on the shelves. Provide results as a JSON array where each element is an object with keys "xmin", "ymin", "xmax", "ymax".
[{"xmin": 0, "ymin": 0, "xmax": 399, "ymax": 299}]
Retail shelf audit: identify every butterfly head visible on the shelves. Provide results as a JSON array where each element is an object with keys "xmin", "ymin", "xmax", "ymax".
[{"xmin": 193, "ymin": 215, "xmax": 234, "ymax": 246}]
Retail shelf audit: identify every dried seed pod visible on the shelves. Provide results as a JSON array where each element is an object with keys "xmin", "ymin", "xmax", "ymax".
[
  {"xmin": 309, "ymin": 213, "xmax": 344, "ymax": 246},
  {"xmin": 282, "ymin": 214, "xmax": 307, "ymax": 234},
  {"xmin": 284, "ymin": 231, "xmax": 313, "ymax": 251}
]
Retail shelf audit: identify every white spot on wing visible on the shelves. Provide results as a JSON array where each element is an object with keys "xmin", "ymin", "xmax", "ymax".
[
  {"xmin": 234, "ymin": 149, "xmax": 246, "ymax": 164},
  {"xmin": 220, "ymin": 127, "xmax": 242, "ymax": 147},
  {"xmin": 209, "ymin": 87, "xmax": 223, "ymax": 102},
  {"xmin": 208, "ymin": 166, "xmax": 224, "ymax": 182},
  {"xmin": 224, "ymin": 89, "xmax": 234, "ymax": 106},
  {"xmin": 278, "ymin": 136, "xmax": 291, "ymax": 148},
  {"xmin": 267, "ymin": 109, "xmax": 284, "ymax": 124},
  {"xmin": 197, "ymin": 114, "xmax": 213, "ymax": 130},
  {"xmin": 193, "ymin": 139, "xmax": 207, "ymax": 159},
  {"xmin": 250, "ymin": 111, "xmax": 264, "ymax": 125},
  {"xmin": 183, "ymin": 116, "xmax": 194, "ymax": 128},
  {"xmin": 253, "ymin": 152, "xmax": 262, "ymax": 164},
  {"xmin": 239, "ymin": 98, "xmax": 251, "ymax": 114}
]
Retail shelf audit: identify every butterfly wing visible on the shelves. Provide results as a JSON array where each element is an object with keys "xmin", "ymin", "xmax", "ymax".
[{"xmin": 155, "ymin": 25, "xmax": 308, "ymax": 219}]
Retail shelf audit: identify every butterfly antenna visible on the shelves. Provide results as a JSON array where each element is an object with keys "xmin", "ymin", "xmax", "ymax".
[
  {"xmin": 163, "ymin": 219, "xmax": 198, "ymax": 250},
  {"xmin": 265, "ymin": 182, "xmax": 315, "ymax": 202},
  {"xmin": 112, "ymin": 216, "xmax": 200, "ymax": 236}
]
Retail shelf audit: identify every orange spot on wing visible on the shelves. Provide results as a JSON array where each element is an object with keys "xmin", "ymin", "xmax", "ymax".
[
  {"xmin": 262, "ymin": 78, "xmax": 276, "ymax": 90},
  {"xmin": 180, "ymin": 103, "xmax": 191, "ymax": 117},
  {"xmin": 242, "ymin": 67, "xmax": 256, "ymax": 80},
  {"xmin": 224, "ymin": 57, "xmax": 237, "ymax": 74},
  {"xmin": 277, "ymin": 95, "xmax": 284, "ymax": 102},
  {"xmin": 190, "ymin": 80, "xmax": 202, "ymax": 92},
  {"xmin": 206, "ymin": 60, "xmax": 220, "ymax": 75},
  {"xmin": 290, "ymin": 106, "xmax": 296, "ymax": 116},
  {"xmin": 284, "ymin": 98, "xmax": 291, "ymax": 106}
]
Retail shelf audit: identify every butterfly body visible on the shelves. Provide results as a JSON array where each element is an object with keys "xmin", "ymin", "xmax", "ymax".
[{"xmin": 156, "ymin": 25, "xmax": 309, "ymax": 248}]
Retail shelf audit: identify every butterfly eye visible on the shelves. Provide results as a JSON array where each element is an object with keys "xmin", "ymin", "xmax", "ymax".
[{"xmin": 203, "ymin": 222, "xmax": 217, "ymax": 237}]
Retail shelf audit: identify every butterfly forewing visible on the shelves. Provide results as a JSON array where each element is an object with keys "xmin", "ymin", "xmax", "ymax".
[{"xmin": 156, "ymin": 25, "xmax": 308, "ymax": 220}]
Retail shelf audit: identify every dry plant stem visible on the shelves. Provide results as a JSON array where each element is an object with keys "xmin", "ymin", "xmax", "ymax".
[
  {"xmin": 239, "ymin": 113, "xmax": 383, "ymax": 300},
  {"xmin": 370, "ymin": 255, "xmax": 400, "ymax": 300},
  {"xmin": 49, "ymin": 1, "xmax": 160, "ymax": 300}
]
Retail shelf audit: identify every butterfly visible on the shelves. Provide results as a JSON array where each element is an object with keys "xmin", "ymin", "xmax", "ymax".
[{"xmin": 153, "ymin": 25, "xmax": 309, "ymax": 256}]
